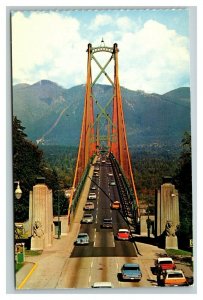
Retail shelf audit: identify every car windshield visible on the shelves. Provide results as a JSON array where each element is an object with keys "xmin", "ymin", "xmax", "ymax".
[
  {"xmin": 160, "ymin": 260, "xmax": 173, "ymax": 264},
  {"xmin": 168, "ymin": 273, "xmax": 183, "ymax": 278},
  {"xmin": 124, "ymin": 266, "xmax": 139, "ymax": 271},
  {"xmin": 84, "ymin": 214, "xmax": 92, "ymax": 217},
  {"xmin": 78, "ymin": 234, "xmax": 87, "ymax": 238}
]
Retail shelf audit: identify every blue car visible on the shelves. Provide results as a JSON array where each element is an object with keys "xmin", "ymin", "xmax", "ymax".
[
  {"xmin": 121, "ymin": 263, "xmax": 142, "ymax": 281},
  {"xmin": 75, "ymin": 233, "xmax": 89, "ymax": 245}
]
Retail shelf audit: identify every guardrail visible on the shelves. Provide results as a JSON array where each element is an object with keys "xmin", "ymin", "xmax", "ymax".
[
  {"xmin": 71, "ymin": 155, "xmax": 95, "ymax": 214},
  {"xmin": 109, "ymin": 152, "xmax": 139, "ymax": 232}
]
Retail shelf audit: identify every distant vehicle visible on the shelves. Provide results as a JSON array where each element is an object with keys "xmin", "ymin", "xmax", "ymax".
[
  {"xmin": 117, "ymin": 229, "xmax": 131, "ymax": 240},
  {"xmin": 162, "ymin": 270, "xmax": 188, "ymax": 286},
  {"xmin": 75, "ymin": 233, "xmax": 89, "ymax": 245},
  {"xmin": 155, "ymin": 257, "xmax": 176, "ymax": 273},
  {"xmin": 109, "ymin": 181, "xmax": 116, "ymax": 186},
  {"xmin": 92, "ymin": 282, "xmax": 113, "ymax": 288},
  {"xmin": 84, "ymin": 202, "xmax": 94, "ymax": 211},
  {"xmin": 111, "ymin": 201, "xmax": 120, "ymax": 209},
  {"xmin": 91, "ymin": 186, "xmax": 96, "ymax": 190},
  {"xmin": 101, "ymin": 218, "xmax": 113, "ymax": 228},
  {"xmin": 108, "ymin": 173, "xmax": 113, "ymax": 177},
  {"xmin": 101, "ymin": 160, "xmax": 106, "ymax": 163},
  {"xmin": 88, "ymin": 192, "xmax": 96, "ymax": 200},
  {"xmin": 94, "ymin": 167, "xmax": 100, "ymax": 171},
  {"xmin": 121, "ymin": 263, "xmax": 142, "ymax": 281},
  {"xmin": 81, "ymin": 214, "xmax": 93, "ymax": 224}
]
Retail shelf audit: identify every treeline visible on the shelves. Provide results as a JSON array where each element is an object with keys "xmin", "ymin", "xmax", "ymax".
[{"xmin": 13, "ymin": 116, "xmax": 72, "ymax": 221}]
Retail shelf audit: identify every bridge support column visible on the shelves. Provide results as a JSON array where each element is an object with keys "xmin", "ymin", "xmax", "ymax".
[
  {"xmin": 155, "ymin": 176, "xmax": 179, "ymax": 249},
  {"xmin": 29, "ymin": 177, "xmax": 53, "ymax": 250}
]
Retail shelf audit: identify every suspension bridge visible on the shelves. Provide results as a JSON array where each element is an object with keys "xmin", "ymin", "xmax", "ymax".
[{"xmin": 67, "ymin": 41, "xmax": 140, "ymax": 232}]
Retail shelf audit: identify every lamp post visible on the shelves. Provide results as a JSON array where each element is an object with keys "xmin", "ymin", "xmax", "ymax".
[
  {"xmin": 14, "ymin": 181, "xmax": 22, "ymax": 200},
  {"xmin": 55, "ymin": 189, "xmax": 67, "ymax": 239},
  {"xmin": 57, "ymin": 191, "xmax": 60, "ymax": 239}
]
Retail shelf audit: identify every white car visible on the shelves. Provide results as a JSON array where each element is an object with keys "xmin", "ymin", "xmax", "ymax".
[
  {"xmin": 92, "ymin": 282, "xmax": 113, "ymax": 288},
  {"xmin": 84, "ymin": 202, "xmax": 94, "ymax": 210},
  {"xmin": 88, "ymin": 192, "xmax": 96, "ymax": 200},
  {"xmin": 75, "ymin": 233, "xmax": 89, "ymax": 245},
  {"xmin": 109, "ymin": 181, "xmax": 116, "ymax": 186},
  {"xmin": 81, "ymin": 214, "xmax": 94, "ymax": 223}
]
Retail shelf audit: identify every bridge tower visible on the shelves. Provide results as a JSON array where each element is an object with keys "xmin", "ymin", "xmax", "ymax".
[{"xmin": 68, "ymin": 41, "xmax": 139, "ymax": 222}]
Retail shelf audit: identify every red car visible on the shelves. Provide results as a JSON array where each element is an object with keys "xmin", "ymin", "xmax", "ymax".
[{"xmin": 117, "ymin": 229, "xmax": 131, "ymax": 240}]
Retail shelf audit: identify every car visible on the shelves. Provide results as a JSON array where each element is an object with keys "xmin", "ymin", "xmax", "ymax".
[
  {"xmin": 84, "ymin": 202, "xmax": 94, "ymax": 210},
  {"xmin": 88, "ymin": 192, "xmax": 96, "ymax": 200},
  {"xmin": 92, "ymin": 282, "xmax": 113, "ymax": 288},
  {"xmin": 101, "ymin": 160, "xmax": 106, "ymax": 163},
  {"xmin": 109, "ymin": 181, "xmax": 116, "ymax": 186},
  {"xmin": 111, "ymin": 201, "xmax": 120, "ymax": 209},
  {"xmin": 155, "ymin": 257, "xmax": 176, "ymax": 273},
  {"xmin": 101, "ymin": 218, "xmax": 113, "ymax": 228},
  {"xmin": 108, "ymin": 173, "xmax": 113, "ymax": 177},
  {"xmin": 75, "ymin": 233, "xmax": 89, "ymax": 245},
  {"xmin": 81, "ymin": 214, "xmax": 94, "ymax": 223},
  {"xmin": 91, "ymin": 185, "xmax": 96, "ymax": 190},
  {"xmin": 121, "ymin": 263, "xmax": 142, "ymax": 281},
  {"xmin": 163, "ymin": 269, "xmax": 188, "ymax": 286},
  {"xmin": 117, "ymin": 229, "xmax": 131, "ymax": 240},
  {"xmin": 94, "ymin": 167, "xmax": 100, "ymax": 171}
]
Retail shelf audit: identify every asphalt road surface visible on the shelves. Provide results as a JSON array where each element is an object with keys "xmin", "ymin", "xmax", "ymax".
[{"xmin": 57, "ymin": 156, "xmax": 154, "ymax": 288}]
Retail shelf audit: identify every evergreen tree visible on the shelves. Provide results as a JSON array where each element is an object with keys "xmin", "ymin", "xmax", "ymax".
[
  {"xmin": 13, "ymin": 116, "xmax": 45, "ymax": 221},
  {"xmin": 175, "ymin": 132, "xmax": 192, "ymax": 247}
]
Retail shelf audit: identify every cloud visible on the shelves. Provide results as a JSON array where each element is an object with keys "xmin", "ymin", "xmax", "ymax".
[
  {"xmin": 12, "ymin": 11, "xmax": 87, "ymax": 87},
  {"xmin": 91, "ymin": 14, "xmax": 113, "ymax": 29},
  {"xmin": 11, "ymin": 12, "xmax": 190, "ymax": 94},
  {"xmin": 117, "ymin": 20, "xmax": 190, "ymax": 93}
]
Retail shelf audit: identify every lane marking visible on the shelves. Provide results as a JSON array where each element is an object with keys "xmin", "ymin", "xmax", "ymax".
[
  {"xmin": 93, "ymin": 229, "xmax": 96, "ymax": 247},
  {"xmin": 17, "ymin": 262, "xmax": 38, "ymax": 289}
]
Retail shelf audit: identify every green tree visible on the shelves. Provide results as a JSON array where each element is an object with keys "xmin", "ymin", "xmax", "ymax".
[
  {"xmin": 174, "ymin": 132, "xmax": 192, "ymax": 247},
  {"xmin": 13, "ymin": 116, "xmax": 69, "ymax": 221},
  {"xmin": 13, "ymin": 116, "xmax": 45, "ymax": 221}
]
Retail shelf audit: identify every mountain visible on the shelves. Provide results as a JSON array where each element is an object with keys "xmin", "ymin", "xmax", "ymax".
[{"xmin": 12, "ymin": 80, "xmax": 191, "ymax": 148}]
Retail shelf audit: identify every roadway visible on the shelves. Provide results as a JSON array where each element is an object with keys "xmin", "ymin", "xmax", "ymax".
[{"xmin": 57, "ymin": 155, "xmax": 155, "ymax": 288}]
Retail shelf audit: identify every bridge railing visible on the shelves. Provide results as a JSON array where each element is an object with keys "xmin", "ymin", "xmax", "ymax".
[
  {"xmin": 71, "ymin": 155, "xmax": 95, "ymax": 215},
  {"xmin": 109, "ymin": 152, "xmax": 139, "ymax": 231}
]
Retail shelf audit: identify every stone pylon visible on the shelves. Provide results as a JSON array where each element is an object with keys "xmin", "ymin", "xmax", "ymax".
[
  {"xmin": 156, "ymin": 177, "xmax": 179, "ymax": 249},
  {"xmin": 29, "ymin": 178, "xmax": 53, "ymax": 250}
]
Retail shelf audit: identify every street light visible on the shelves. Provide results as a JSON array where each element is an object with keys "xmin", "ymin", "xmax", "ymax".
[
  {"xmin": 55, "ymin": 189, "xmax": 66, "ymax": 239},
  {"xmin": 14, "ymin": 181, "xmax": 22, "ymax": 200}
]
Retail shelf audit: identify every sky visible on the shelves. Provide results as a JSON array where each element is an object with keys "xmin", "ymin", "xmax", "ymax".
[{"xmin": 11, "ymin": 8, "xmax": 190, "ymax": 94}]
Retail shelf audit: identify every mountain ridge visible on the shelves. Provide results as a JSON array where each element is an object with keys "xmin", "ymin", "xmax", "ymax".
[{"xmin": 13, "ymin": 80, "xmax": 191, "ymax": 148}]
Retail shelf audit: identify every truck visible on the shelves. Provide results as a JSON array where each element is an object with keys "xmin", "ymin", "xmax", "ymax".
[{"xmin": 155, "ymin": 257, "xmax": 176, "ymax": 273}]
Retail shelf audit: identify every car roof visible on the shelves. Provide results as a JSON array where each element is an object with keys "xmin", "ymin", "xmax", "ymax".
[
  {"xmin": 78, "ymin": 233, "xmax": 88, "ymax": 236},
  {"xmin": 92, "ymin": 282, "xmax": 113, "ymax": 288},
  {"xmin": 165, "ymin": 269, "xmax": 184, "ymax": 274},
  {"xmin": 118, "ymin": 229, "xmax": 129, "ymax": 232},
  {"xmin": 123, "ymin": 263, "xmax": 140, "ymax": 267},
  {"xmin": 158, "ymin": 257, "xmax": 173, "ymax": 262}
]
